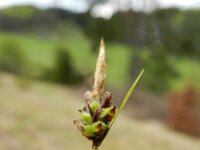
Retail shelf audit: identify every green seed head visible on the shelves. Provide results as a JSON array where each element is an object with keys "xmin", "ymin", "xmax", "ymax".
[
  {"xmin": 81, "ymin": 121, "xmax": 108, "ymax": 139},
  {"xmin": 92, "ymin": 121, "xmax": 108, "ymax": 136},
  {"xmin": 74, "ymin": 89, "xmax": 116, "ymax": 143},
  {"xmin": 99, "ymin": 106, "xmax": 116, "ymax": 123},
  {"xmin": 89, "ymin": 100, "xmax": 100, "ymax": 113},
  {"xmin": 74, "ymin": 120, "xmax": 94, "ymax": 139},
  {"xmin": 81, "ymin": 112, "xmax": 93, "ymax": 125},
  {"xmin": 83, "ymin": 125, "xmax": 95, "ymax": 138}
]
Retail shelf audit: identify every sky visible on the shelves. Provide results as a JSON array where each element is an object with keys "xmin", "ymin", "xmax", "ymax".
[{"xmin": 0, "ymin": 0, "xmax": 199, "ymax": 18}]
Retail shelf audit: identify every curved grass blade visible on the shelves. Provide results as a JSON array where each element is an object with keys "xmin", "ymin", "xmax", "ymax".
[
  {"xmin": 96, "ymin": 69, "xmax": 144, "ymax": 147},
  {"xmin": 110, "ymin": 69, "xmax": 144, "ymax": 128}
]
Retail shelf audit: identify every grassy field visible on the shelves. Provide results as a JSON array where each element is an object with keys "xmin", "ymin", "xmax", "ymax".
[
  {"xmin": 0, "ymin": 32, "xmax": 132, "ymax": 87},
  {"xmin": 0, "ymin": 73, "xmax": 200, "ymax": 150},
  {"xmin": 0, "ymin": 31, "xmax": 200, "ymax": 90},
  {"xmin": 169, "ymin": 58, "xmax": 200, "ymax": 91}
]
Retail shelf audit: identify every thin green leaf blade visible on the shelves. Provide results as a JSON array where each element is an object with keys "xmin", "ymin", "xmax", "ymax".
[
  {"xmin": 109, "ymin": 69, "xmax": 144, "ymax": 128},
  {"xmin": 95, "ymin": 69, "xmax": 144, "ymax": 147}
]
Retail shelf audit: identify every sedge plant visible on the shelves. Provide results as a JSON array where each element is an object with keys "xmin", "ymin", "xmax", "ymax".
[{"xmin": 73, "ymin": 39, "xmax": 144, "ymax": 150}]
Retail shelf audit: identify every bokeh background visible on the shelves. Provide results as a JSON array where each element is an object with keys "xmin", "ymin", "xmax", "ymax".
[{"xmin": 0, "ymin": 0, "xmax": 200, "ymax": 150}]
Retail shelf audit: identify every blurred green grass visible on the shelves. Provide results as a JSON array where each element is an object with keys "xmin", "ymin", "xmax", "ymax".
[
  {"xmin": 0, "ymin": 6, "xmax": 37, "ymax": 18},
  {"xmin": 0, "ymin": 31, "xmax": 200, "ymax": 89},
  {"xmin": 170, "ymin": 58, "xmax": 200, "ymax": 91},
  {"xmin": 0, "ymin": 32, "xmax": 132, "ymax": 87},
  {"xmin": 0, "ymin": 73, "xmax": 200, "ymax": 150}
]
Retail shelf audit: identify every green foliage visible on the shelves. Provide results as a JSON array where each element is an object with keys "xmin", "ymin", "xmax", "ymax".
[
  {"xmin": 177, "ymin": 10, "xmax": 200, "ymax": 57},
  {"xmin": 106, "ymin": 43, "xmax": 132, "ymax": 87},
  {"xmin": 0, "ymin": 6, "xmax": 37, "ymax": 18},
  {"xmin": 0, "ymin": 40, "xmax": 26, "ymax": 75},
  {"xmin": 45, "ymin": 48, "xmax": 83, "ymax": 85},
  {"xmin": 140, "ymin": 47, "xmax": 178, "ymax": 92},
  {"xmin": 169, "ymin": 58, "xmax": 200, "ymax": 91}
]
